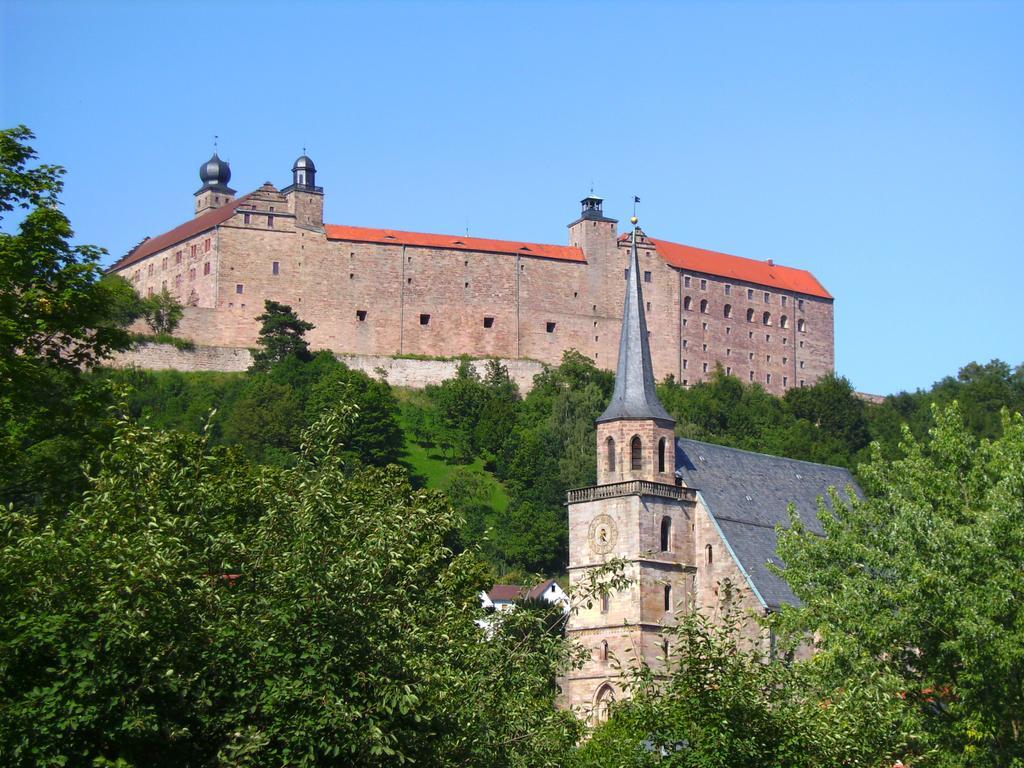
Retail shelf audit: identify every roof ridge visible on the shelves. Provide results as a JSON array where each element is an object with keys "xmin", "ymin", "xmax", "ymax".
[
  {"xmin": 677, "ymin": 436, "xmax": 858, "ymax": 473},
  {"xmin": 325, "ymin": 221, "xmax": 574, "ymax": 250}
]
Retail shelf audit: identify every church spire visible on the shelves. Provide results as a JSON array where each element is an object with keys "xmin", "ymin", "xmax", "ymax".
[{"xmin": 597, "ymin": 216, "xmax": 674, "ymax": 424}]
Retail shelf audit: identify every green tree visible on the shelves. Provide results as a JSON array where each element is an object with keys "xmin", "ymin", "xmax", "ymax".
[
  {"xmin": 775, "ymin": 402, "xmax": 1024, "ymax": 766},
  {"xmin": 250, "ymin": 299, "xmax": 314, "ymax": 372},
  {"xmin": 575, "ymin": 607, "xmax": 915, "ymax": 768},
  {"xmin": 139, "ymin": 287, "xmax": 184, "ymax": 335},
  {"xmin": 0, "ymin": 126, "xmax": 141, "ymax": 510},
  {"xmin": 0, "ymin": 408, "xmax": 582, "ymax": 767}
]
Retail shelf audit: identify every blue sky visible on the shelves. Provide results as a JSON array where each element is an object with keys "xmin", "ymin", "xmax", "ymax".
[{"xmin": 2, "ymin": 0, "xmax": 1021, "ymax": 395}]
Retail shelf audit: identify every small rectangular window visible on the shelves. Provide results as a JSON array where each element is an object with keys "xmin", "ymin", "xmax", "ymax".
[
  {"xmin": 725, "ymin": 284, "xmax": 731, "ymax": 296},
  {"xmin": 781, "ymin": 296, "xmax": 787, "ymax": 306},
  {"xmin": 783, "ymin": 376, "xmax": 788, "ymax": 386},
  {"xmin": 749, "ymin": 371, "xmax": 754, "ymax": 381},
  {"xmin": 726, "ymin": 348, "xmax": 731, "ymax": 355},
  {"xmin": 800, "ymin": 360, "xmax": 805, "ymax": 369},
  {"xmin": 684, "ymin": 276, "xmax": 691, "ymax": 288},
  {"xmin": 702, "ymin": 322, "xmax": 708, "ymax": 331},
  {"xmin": 682, "ymin": 379, "xmax": 688, "ymax": 386},
  {"xmin": 189, "ymin": 268, "xmax": 196, "ymax": 281},
  {"xmin": 419, "ymin": 313, "xmax": 430, "ymax": 326},
  {"xmin": 161, "ymin": 257, "xmax": 167, "ymax": 270},
  {"xmin": 800, "ymin": 379, "xmax": 806, "ymax": 387},
  {"xmin": 767, "ymin": 373, "xmax": 772, "ymax": 384},
  {"xmin": 147, "ymin": 287, "xmax": 154, "ymax": 297},
  {"xmin": 203, "ymin": 262, "xmax": 210, "ymax": 275},
  {"xmin": 726, "ymin": 366, "xmax": 732, "ymax": 375},
  {"xmin": 682, "ymin": 359, "xmax": 688, "ymax": 370},
  {"xmin": 700, "ymin": 279, "xmax": 707, "ymax": 290},
  {"xmin": 204, "ymin": 238, "xmax": 211, "ymax": 253},
  {"xmin": 175, "ymin": 251, "xmax": 182, "ymax": 264},
  {"xmin": 702, "ymin": 362, "xmax": 708, "ymax": 373},
  {"xmin": 682, "ymin": 339, "xmax": 688, "ymax": 349},
  {"xmin": 798, "ymin": 299, "xmax": 804, "ymax": 310},
  {"xmin": 483, "ymin": 316, "xmax": 495, "ymax": 328},
  {"xmin": 147, "ymin": 264, "xmax": 153, "ymax": 276},
  {"xmin": 161, "ymin": 280, "xmax": 166, "ymax": 290},
  {"xmin": 235, "ymin": 284, "xmax": 243, "ymax": 294},
  {"xmin": 191, "ymin": 245, "xmax": 197, "ymax": 258},
  {"xmin": 267, "ymin": 215, "xmax": 274, "ymax": 228},
  {"xmin": 644, "ymin": 271, "xmax": 652, "ymax": 283},
  {"xmin": 243, "ymin": 212, "xmax": 251, "ymax": 225},
  {"xmin": 546, "ymin": 321, "xmax": 556, "ymax": 333},
  {"xmin": 747, "ymin": 288, "xmax": 754, "ymax": 300},
  {"xmin": 624, "ymin": 269, "xmax": 629, "ymax": 280},
  {"xmin": 272, "ymin": 261, "xmax": 280, "ymax": 275},
  {"xmin": 356, "ymin": 310, "xmax": 367, "ymax": 321},
  {"xmin": 702, "ymin": 343, "xmax": 707, "ymax": 352}
]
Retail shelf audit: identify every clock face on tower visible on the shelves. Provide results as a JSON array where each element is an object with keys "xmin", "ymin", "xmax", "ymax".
[{"xmin": 589, "ymin": 514, "xmax": 618, "ymax": 554}]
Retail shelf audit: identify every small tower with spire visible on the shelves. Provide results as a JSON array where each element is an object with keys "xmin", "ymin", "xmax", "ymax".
[
  {"xmin": 194, "ymin": 147, "xmax": 236, "ymax": 217},
  {"xmin": 561, "ymin": 215, "xmax": 697, "ymax": 722},
  {"xmin": 283, "ymin": 152, "xmax": 324, "ymax": 231}
]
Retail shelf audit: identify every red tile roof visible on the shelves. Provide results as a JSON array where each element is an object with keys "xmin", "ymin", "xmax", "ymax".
[
  {"xmin": 642, "ymin": 236, "xmax": 832, "ymax": 300},
  {"xmin": 325, "ymin": 223, "xmax": 586, "ymax": 262},
  {"xmin": 487, "ymin": 584, "xmax": 526, "ymax": 602},
  {"xmin": 107, "ymin": 194, "xmax": 251, "ymax": 273}
]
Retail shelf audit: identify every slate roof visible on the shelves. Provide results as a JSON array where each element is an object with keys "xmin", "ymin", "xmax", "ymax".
[{"xmin": 675, "ymin": 438, "xmax": 860, "ymax": 610}]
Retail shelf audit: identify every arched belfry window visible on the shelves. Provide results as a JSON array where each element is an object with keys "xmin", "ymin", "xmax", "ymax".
[
  {"xmin": 606, "ymin": 436, "xmax": 616, "ymax": 472},
  {"xmin": 630, "ymin": 436, "xmax": 642, "ymax": 470},
  {"xmin": 660, "ymin": 516, "xmax": 672, "ymax": 552},
  {"xmin": 657, "ymin": 437, "xmax": 666, "ymax": 473},
  {"xmin": 664, "ymin": 584, "xmax": 672, "ymax": 612}
]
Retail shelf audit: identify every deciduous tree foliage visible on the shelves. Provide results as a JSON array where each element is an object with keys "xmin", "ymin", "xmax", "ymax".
[
  {"xmin": 775, "ymin": 403, "xmax": 1024, "ymax": 767},
  {"xmin": 0, "ymin": 126, "xmax": 141, "ymax": 510},
  {"xmin": 0, "ymin": 408, "xmax": 581, "ymax": 767},
  {"xmin": 574, "ymin": 608, "xmax": 916, "ymax": 768}
]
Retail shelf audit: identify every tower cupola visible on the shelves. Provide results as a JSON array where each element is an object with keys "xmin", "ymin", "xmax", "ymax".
[
  {"xmin": 580, "ymin": 194, "xmax": 607, "ymax": 220},
  {"xmin": 198, "ymin": 152, "xmax": 233, "ymax": 192},
  {"xmin": 194, "ymin": 151, "xmax": 236, "ymax": 217},
  {"xmin": 292, "ymin": 154, "xmax": 317, "ymax": 189}
]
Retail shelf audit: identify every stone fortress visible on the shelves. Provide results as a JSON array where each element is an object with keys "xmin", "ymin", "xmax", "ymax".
[
  {"xmin": 561, "ymin": 220, "xmax": 857, "ymax": 720},
  {"xmin": 108, "ymin": 153, "xmax": 835, "ymax": 393}
]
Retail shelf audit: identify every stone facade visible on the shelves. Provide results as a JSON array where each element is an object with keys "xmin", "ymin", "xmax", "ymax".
[{"xmin": 108, "ymin": 157, "xmax": 835, "ymax": 395}]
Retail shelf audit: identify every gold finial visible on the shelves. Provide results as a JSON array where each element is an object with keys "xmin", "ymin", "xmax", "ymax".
[{"xmin": 630, "ymin": 215, "xmax": 638, "ymax": 225}]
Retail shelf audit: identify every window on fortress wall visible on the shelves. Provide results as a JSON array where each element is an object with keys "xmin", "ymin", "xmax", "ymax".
[
  {"xmin": 683, "ymin": 359, "xmax": 688, "ymax": 370},
  {"xmin": 630, "ymin": 436, "xmax": 642, "ymax": 470},
  {"xmin": 700, "ymin": 279, "xmax": 707, "ymax": 290},
  {"xmin": 203, "ymin": 262, "xmax": 210, "ymax": 275},
  {"xmin": 161, "ymin": 280, "xmax": 166, "ymax": 291},
  {"xmin": 546, "ymin": 321, "xmax": 556, "ymax": 333},
  {"xmin": 624, "ymin": 269, "xmax": 628, "ymax": 280},
  {"xmin": 683, "ymin": 296, "xmax": 692, "ymax": 311},
  {"xmin": 483, "ymin": 316, "xmax": 494, "ymax": 328},
  {"xmin": 189, "ymin": 268, "xmax": 196, "ymax": 281},
  {"xmin": 420, "ymin": 314, "xmax": 430, "ymax": 326},
  {"xmin": 664, "ymin": 584, "xmax": 672, "ymax": 612},
  {"xmin": 699, "ymin": 299, "xmax": 708, "ymax": 314},
  {"xmin": 236, "ymin": 284, "xmax": 243, "ymax": 294},
  {"xmin": 191, "ymin": 245, "xmax": 197, "ymax": 258},
  {"xmin": 356, "ymin": 310, "xmax": 367, "ymax": 322},
  {"xmin": 658, "ymin": 437, "xmax": 666, "ymax": 473},
  {"xmin": 780, "ymin": 315, "xmax": 788, "ymax": 329},
  {"xmin": 175, "ymin": 275, "xmax": 181, "ymax": 289},
  {"xmin": 147, "ymin": 264, "xmax": 153, "ymax": 276},
  {"xmin": 703, "ymin": 362, "xmax": 708, "ymax": 373},
  {"xmin": 723, "ymin": 304, "xmax": 732, "ymax": 318},
  {"xmin": 783, "ymin": 376, "xmax": 788, "ymax": 387},
  {"xmin": 763, "ymin": 311, "xmax": 771, "ymax": 326},
  {"xmin": 607, "ymin": 436, "xmax": 615, "ymax": 471},
  {"xmin": 725, "ymin": 284, "xmax": 731, "ymax": 296},
  {"xmin": 272, "ymin": 261, "xmax": 280, "ymax": 275},
  {"xmin": 204, "ymin": 239, "xmax": 211, "ymax": 253},
  {"xmin": 764, "ymin": 292, "xmax": 770, "ymax": 303},
  {"xmin": 747, "ymin": 288, "xmax": 754, "ymax": 300},
  {"xmin": 243, "ymin": 212, "xmax": 251, "ymax": 225},
  {"xmin": 782, "ymin": 296, "xmax": 788, "ymax": 306},
  {"xmin": 684, "ymin": 276, "xmax": 691, "ymax": 288},
  {"xmin": 726, "ymin": 366, "xmax": 732, "ymax": 375},
  {"xmin": 601, "ymin": 593, "xmax": 609, "ymax": 614},
  {"xmin": 175, "ymin": 251, "xmax": 182, "ymax": 264},
  {"xmin": 800, "ymin": 360, "xmax": 805, "ymax": 369},
  {"xmin": 767, "ymin": 373, "xmax": 772, "ymax": 385},
  {"xmin": 746, "ymin": 308, "xmax": 754, "ymax": 322},
  {"xmin": 268, "ymin": 214, "xmax": 274, "ymax": 228},
  {"xmin": 797, "ymin": 319, "xmax": 806, "ymax": 333},
  {"xmin": 644, "ymin": 271, "xmax": 652, "ymax": 283},
  {"xmin": 749, "ymin": 371, "xmax": 754, "ymax": 381},
  {"xmin": 161, "ymin": 257, "xmax": 167, "ymax": 270},
  {"xmin": 147, "ymin": 287, "xmax": 154, "ymax": 297},
  {"xmin": 706, "ymin": 544, "xmax": 713, "ymax": 564},
  {"xmin": 798, "ymin": 299, "xmax": 805, "ymax": 311}
]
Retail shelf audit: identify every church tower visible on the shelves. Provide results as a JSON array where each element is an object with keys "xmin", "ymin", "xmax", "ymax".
[
  {"xmin": 563, "ymin": 216, "xmax": 697, "ymax": 722},
  {"xmin": 283, "ymin": 154, "xmax": 324, "ymax": 231}
]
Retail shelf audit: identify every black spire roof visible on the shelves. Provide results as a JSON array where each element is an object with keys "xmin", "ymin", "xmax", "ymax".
[
  {"xmin": 596, "ymin": 223, "xmax": 674, "ymax": 424},
  {"xmin": 196, "ymin": 152, "xmax": 235, "ymax": 194}
]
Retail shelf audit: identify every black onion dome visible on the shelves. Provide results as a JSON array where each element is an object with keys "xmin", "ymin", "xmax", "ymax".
[
  {"xmin": 199, "ymin": 152, "xmax": 231, "ymax": 187},
  {"xmin": 292, "ymin": 154, "xmax": 316, "ymax": 173}
]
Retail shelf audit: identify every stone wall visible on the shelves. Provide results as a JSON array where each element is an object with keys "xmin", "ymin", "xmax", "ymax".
[{"xmin": 103, "ymin": 343, "xmax": 546, "ymax": 392}]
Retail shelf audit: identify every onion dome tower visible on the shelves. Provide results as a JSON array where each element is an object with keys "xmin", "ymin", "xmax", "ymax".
[
  {"xmin": 194, "ymin": 152, "xmax": 236, "ymax": 217},
  {"xmin": 291, "ymin": 154, "xmax": 317, "ymax": 189}
]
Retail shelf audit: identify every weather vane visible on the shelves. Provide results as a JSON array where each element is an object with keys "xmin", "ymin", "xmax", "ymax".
[{"xmin": 632, "ymin": 195, "xmax": 640, "ymax": 225}]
